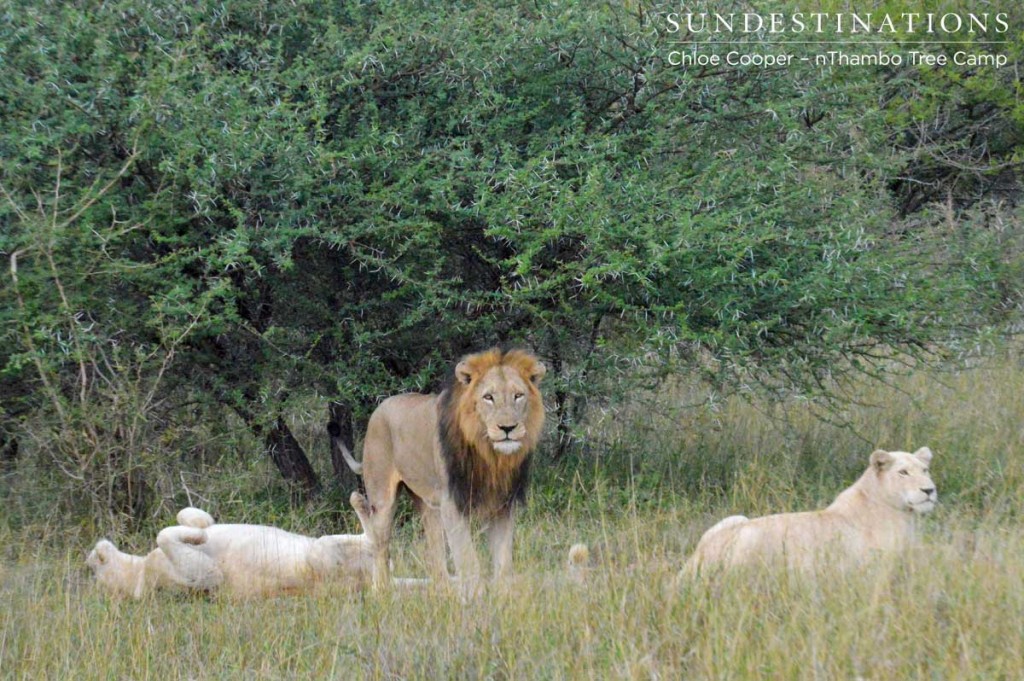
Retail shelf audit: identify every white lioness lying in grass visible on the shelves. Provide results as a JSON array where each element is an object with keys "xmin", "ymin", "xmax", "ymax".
[
  {"xmin": 87, "ymin": 492, "xmax": 380, "ymax": 599},
  {"xmin": 682, "ymin": 447, "xmax": 937, "ymax": 576}
]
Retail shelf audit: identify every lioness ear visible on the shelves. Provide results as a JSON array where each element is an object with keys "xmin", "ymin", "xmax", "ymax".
[
  {"xmin": 455, "ymin": 360, "xmax": 475, "ymax": 386},
  {"xmin": 914, "ymin": 446, "xmax": 933, "ymax": 465},
  {"xmin": 529, "ymin": 361, "xmax": 546, "ymax": 385},
  {"xmin": 870, "ymin": 449, "xmax": 893, "ymax": 470},
  {"xmin": 94, "ymin": 540, "xmax": 115, "ymax": 564}
]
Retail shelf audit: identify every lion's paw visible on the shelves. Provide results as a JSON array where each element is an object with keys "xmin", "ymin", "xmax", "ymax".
[{"xmin": 350, "ymin": 490, "xmax": 370, "ymax": 515}]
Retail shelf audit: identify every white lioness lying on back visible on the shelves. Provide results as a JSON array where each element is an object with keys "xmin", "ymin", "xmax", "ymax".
[
  {"xmin": 87, "ymin": 492, "xmax": 378, "ymax": 599},
  {"xmin": 682, "ymin": 447, "xmax": 937, "ymax": 576}
]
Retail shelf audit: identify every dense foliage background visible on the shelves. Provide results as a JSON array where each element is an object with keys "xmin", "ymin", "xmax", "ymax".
[{"xmin": 2, "ymin": 0, "xmax": 1022, "ymax": 529}]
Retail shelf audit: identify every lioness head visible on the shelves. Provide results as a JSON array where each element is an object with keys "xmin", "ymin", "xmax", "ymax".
[
  {"xmin": 454, "ymin": 348, "xmax": 546, "ymax": 455},
  {"xmin": 87, "ymin": 539, "xmax": 148, "ymax": 598},
  {"xmin": 86, "ymin": 539, "xmax": 118, "ymax": 572},
  {"xmin": 870, "ymin": 447, "xmax": 937, "ymax": 513}
]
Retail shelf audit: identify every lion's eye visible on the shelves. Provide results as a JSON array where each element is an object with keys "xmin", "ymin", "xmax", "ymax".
[
  {"xmin": 899, "ymin": 469, "xmax": 909, "ymax": 476},
  {"xmin": 483, "ymin": 394, "xmax": 494, "ymax": 402},
  {"xmin": 514, "ymin": 393, "xmax": 524, "ymax": 401}
]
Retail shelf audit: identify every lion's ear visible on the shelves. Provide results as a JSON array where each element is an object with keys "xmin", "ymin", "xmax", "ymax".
[
  {"xmin": 913, "ymin": 446, "xmax": 933, "ymax": 464},
  {"xmin": 94, "ymin": 540, "xmax": 115, "ymax": 564},
  {"xmin": 455, "ymin": 360, "xmax": 475, "ymax": 385},
  {"xmin": 870, "ymin": 449, "xmax": 893, "ymax": 470},
  {"xmin": 529, "ymin": 361, "xmax": 546, "ymax": 385}
]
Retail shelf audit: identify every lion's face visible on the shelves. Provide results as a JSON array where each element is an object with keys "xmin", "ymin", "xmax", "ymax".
[
  {"xmin": 871, "ymin": 447, "xmax": 937, "ymax": 514},
  {"xmin": 473, "ymin": 366, "xmax": 535, "ymax": 454},
  {"xmin": 455, "ymin": 349, "xmax": 546, "ymax": 456}
]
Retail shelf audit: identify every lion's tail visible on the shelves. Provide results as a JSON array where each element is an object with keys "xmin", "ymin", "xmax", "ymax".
[
  {"xmin": 176, "ymin": 507, "xmax": 215, "ymax": 528},
  {"xmin": 328, "ymin": 423, "xmax": 363, "ymax": 475},
  {"xmin": 335, "ymin": 440, "xmax": 364, "ymax": 475}
]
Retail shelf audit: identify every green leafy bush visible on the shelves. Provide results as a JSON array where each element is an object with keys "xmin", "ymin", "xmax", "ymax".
[{"xmin": 1, "ymin": 0, "xmax": 1021, "ymax": 523}]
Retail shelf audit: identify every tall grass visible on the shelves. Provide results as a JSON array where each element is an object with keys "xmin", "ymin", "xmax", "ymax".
[{"xmin": 2, "ymin": 352, "xmax": 1023, "ymax": 679}]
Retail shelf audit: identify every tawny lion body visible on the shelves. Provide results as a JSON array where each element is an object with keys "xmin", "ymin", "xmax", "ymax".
[
  {"xmin": 341, "ymin": 348, "xmax": 546, "ymax": 589},
  {"xmin": 683, "ymin": 447, "xmax": 937, "ymax": 576}
]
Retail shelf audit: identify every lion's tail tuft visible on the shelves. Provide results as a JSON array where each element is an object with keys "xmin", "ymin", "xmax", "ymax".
[{"xmin": 567, "ymin": 543, "xmax": 590, "ymax": 582}]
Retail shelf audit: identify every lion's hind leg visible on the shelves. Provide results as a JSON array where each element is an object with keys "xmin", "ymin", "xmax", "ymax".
[
  {"xmin": 176, "ymin": 507, "xmax": 215, "ymax": 528},
  {"xmin": 350, "ymin": 491, "xmax": 373, "ymax": 536},
  {"xmin": 680, "ymin": 515, "xmax": 750, "ymax": 581},
  {"xmin": 361, "ymin": 477, "xmax": 400, "ymax": 589},
  {"xmin": 155, "ymin": 525, "xmax": 223, "ymax": 591},
  {"xmin": 409, "ymin": 493, "xmax": 449, "ymax": 580},
  {"xmin": 360, "ymin": 413, "xmax": 406, "ymax": 590},
  {"xmin": 703, "ymin": 515, "xmax": 749, "ymax": 537}
]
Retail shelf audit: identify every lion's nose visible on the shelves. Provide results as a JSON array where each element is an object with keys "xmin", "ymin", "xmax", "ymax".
[
  {"xmin": 921, "ymin": 487, "xmax": 935, "ymax": 496},
  {"xmin": 498, "ymin": 425, "xmax": 516, "ymax": 436}
]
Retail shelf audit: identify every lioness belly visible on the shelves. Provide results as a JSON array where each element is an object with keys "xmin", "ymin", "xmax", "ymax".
[{"xmin": 201, "ymin": 525, "xmax": 317, "ymax": 593}]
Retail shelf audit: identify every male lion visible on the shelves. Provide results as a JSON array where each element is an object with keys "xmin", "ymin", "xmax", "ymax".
[
  {"xmin": 337, "ymin": 347, "xmax": 546, "ymax": 589},
  {"xmin": 682, "ymin": 447, "xmax": 937, "ymax": 576},
  {"xmin": 87, "ymin": 492, "xmax": 379, "ymax": 599}
]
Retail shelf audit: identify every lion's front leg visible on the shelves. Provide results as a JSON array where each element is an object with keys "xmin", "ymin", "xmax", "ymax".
[
  {"xmin": 487, "ymin": 508, "xmax": 514, "ymax": 581},
  {"xmin": 441, "ymin": 497, "xmax": 480, "ymax": 593}
]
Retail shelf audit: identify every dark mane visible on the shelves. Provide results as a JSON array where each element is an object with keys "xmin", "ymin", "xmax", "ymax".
[{"xmin": 438, "ymin": 381, "xmax": 531, "ymax": 518}]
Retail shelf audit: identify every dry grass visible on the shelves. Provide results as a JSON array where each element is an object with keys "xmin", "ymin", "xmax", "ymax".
[{"xmin": 2, "ymin": 352, "xmax": 1023, "ymax": 679}]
